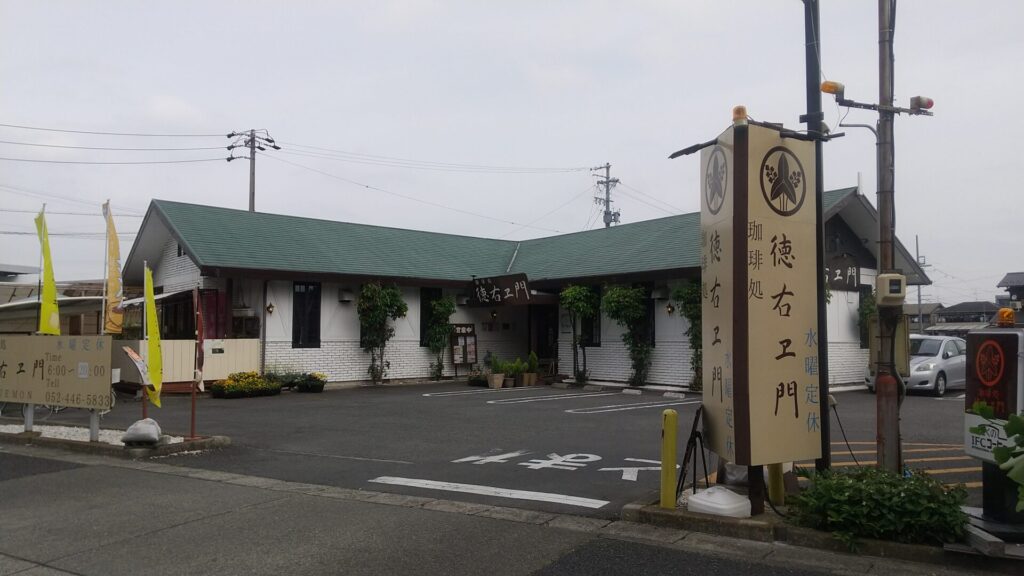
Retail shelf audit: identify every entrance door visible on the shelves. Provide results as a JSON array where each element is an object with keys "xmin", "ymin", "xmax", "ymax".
[{"xmin": 529, "ymin": 305, "xmax": 558, "ymax": 369}]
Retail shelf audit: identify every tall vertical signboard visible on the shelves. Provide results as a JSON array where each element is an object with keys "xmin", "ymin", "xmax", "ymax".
[{"xmin": 702, "ymin": 122, "xmax": 821, "ymax": 466}]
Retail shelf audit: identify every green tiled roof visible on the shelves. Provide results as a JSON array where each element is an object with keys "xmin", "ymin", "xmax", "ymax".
[
  {"xmin": 151, "ymin": 200, "xmax": 516, "ymax": 281},
  {"xmin": 146, "ymin": 187, "xmax": 858, "ymax": 283}
]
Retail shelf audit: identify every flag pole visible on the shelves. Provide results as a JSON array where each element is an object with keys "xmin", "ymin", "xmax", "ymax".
[
  {"xmin": 35, "ymin": 204, "xmax": 45, "ymax": 334},
  {"xmin": 141, "ymin": 259, "xmax": 148, "ymax": 420},
  {"xmin": 190, "ymin": 283, "xmax": 199, "ymax": 439},
  {"xmin": 100, "ymin": 201, "xmax": 109, "ymax": 335}
]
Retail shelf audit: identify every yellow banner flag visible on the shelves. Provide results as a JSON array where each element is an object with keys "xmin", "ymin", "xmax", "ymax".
[
  {"xmin": 102, "ymin": 201, "xmax": 124, "ymax": 334},
  {"xmin": 144, "ymin": 265, "xmax": 162, "ymax": 407},
  {"xmin": 33, "ymin": 210, "xmax": 61, "ymax": 335}
]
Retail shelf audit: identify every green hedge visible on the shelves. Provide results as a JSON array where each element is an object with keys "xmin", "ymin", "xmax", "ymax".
[
  {"xmin": 210, "ymin": 371, "xmax": 282, "ymax": 399},
  {"xmin": 789, "ymin": 466, "xmax": 967, "ymax": 550}
]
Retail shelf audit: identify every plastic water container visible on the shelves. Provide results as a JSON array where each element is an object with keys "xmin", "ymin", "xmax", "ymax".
[{"xmin": 686, "ymin": 486, "xmax": 751, "ymax": 518}]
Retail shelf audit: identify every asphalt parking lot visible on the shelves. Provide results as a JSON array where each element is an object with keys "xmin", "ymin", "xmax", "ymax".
[{"xmin": 1, "ymin": 381, "xmax": 983, "ymax": 516}]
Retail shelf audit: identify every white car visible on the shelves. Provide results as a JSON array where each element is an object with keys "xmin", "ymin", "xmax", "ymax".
[{"xmin": 864, "ymin": 335, "xmax": 967, "ymax": 397}]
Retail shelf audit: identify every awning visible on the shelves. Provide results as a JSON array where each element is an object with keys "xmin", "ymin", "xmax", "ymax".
[{"xmin": 120, "ymin": 289, "xmax": 191, "ymax": 308}]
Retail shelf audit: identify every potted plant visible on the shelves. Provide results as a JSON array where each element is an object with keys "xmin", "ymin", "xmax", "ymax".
[
  {"xmin": 487, "ymin": 355, "xmax": 505, "ymax": 389},
  {"xmin": 524, "ymin": 351, "xmax": 540, "ymax": 386},
  {"xmin": 503, "ymin": 360, "xmax": 517, "ymax": 388},
  {"xmin": 296, "ymin": 371, "xmax": 328, "ymax": 393},
  {"xmin": 511, "ymin": 358, "xmax": 527, "ymax": 387},
  {"xmin": 467, "ymin": 369, "xmax": 487, "ymax": 387}
]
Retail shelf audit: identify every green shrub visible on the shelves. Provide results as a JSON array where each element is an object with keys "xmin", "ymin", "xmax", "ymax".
[
  {"xmin": 527, "ymin": 351, "xmax": 539, "ymax": 373},
  {"xmin": 265, "ymin": 370, "xmax": 304, "ymax": 389},
  {"xmin": 790, "ymin": 466, "xmax": 968, "ymax": 550},
  {"xmin": 210, "ymin": 371, "xmax": 282, "ymax": 399}
]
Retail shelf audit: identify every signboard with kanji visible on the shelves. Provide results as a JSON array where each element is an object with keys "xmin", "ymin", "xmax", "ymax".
[
  {"xmin": 0, "ymin": 335, "xmax": 113, "ymax": 410},
  {"xmin": 701, "ymin": 122, "xmax": 821, "ymax": 466},
  {"xmin": 450, "ymin": 324, "xmax": 478, "ymax": 366},
  {"xmin": 964, "ymin": 329, "xmax": 1023, "ymax": 463},
  {"xmin": 469, "ymin": 274, "xmax": 530, "ymax": 306}
]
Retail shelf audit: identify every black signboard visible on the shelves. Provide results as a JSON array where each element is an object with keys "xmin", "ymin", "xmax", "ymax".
[
  {"xmin": 450, "ymin": 324, "xmax": 477, "ymax": 366},
  {"xmin": 825, "ymin": 253, "xmax": 860, "ymax": 291},
  {"xmin": 966, "ymin": 331, "xmax": 1020, "ymax": 419},
  {"xmin": 469, "ymin": 274, "xmax": 530, "ymax": 306}
]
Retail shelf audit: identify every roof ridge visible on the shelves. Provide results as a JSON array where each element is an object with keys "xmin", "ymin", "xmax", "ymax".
[{"xmin": 151, "ymin": 199, "xmax": 519, "ymax": 245}]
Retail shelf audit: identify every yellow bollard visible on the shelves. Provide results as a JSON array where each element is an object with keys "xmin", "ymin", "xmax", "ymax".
[
  {"xmin": 767, "ymin": 463, "xmax": 785, "ymax": 507},
  {"xmin": 660, "ymin": 409, "xmax": 678, "ymax": 509}
]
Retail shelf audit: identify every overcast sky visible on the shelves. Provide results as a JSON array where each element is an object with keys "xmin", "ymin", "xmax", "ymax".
[{"xmin": 1, "ymin": 1, "xmax": 1019, "ymax": 305}]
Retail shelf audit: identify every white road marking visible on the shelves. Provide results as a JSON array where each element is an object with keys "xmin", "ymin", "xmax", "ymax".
[
  {"xmin": 487, "ymin": 392, "xmax": 619, "ymax": 405},
  {"xmin": 598, "ymin": 458, "xmax": 668, "ymax": 481},
  {"xmin": 452, "ymin": 450, "xmax": 531, "ymax": 464},
  {"xmin": 368, "ymin": 476, "xmax": 609, "ymax": 509},
  {"xmin": 248, "ymin": 447, "xmax": 413, "ymax": 465},
  {"xmin": 566, "ymin": 399, "xmax": 700, "ymax": 414},
  {"xmin": 422, "ymin": 388, "xmax": 537, "ymax": 397}
]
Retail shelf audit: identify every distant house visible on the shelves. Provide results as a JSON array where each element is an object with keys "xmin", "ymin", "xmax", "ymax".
[
  {"xmin": 997, "ymin": 272, "xmax": 1024, "ymax": 309},
  {"xmin": 0, "ymin": 276, "xmax": 106, "ymax": 335},
  {"xmin": 928, "ymin": 301, "xmax": 999, "ymax": 336},
  {"xmin": 903, "ymin": 302, "xmax": 943, "ymax": 334},
  {"xmin": 122, "ymin": 186, "xmax": 929, "ymax": 388}
]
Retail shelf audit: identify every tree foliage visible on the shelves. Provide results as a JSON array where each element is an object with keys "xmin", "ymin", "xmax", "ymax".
[
  {"xmin": 559, "ymin": 285, "xmax": 598, "ymax": 383},
  {"xmin": 426, "ymin": 295, "xmax": 456, "ymax": 380},
  {"xmin": 672, "ymin": 282, "xmax": 702, "ymax": 391},
  {"xmin": 357, "ymin": 283, "xmax": 408, "ymax": 385},
  {"xmin": 602, "ymin": 284, "xmax": 651, "ymax": 387}
]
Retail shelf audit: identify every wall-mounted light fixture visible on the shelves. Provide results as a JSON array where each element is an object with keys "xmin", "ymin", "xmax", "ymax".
[
  {"xmin": 665, "ymin": 303, "xmax": 675, "ymax": 315},
  {"xmin": 650, "ymin": 286, "xmax": 669, "ymax": 300},
  {"xmin": 265, "ymin": 303, "xmax": 275, "ymax": 314},
  {"xmin": 338, "ymin": 288, "xmax": 355, "ymax": 303},
  {"xmin": 490, "ymin": 309, "xmax": 498, "ymax": 319}
]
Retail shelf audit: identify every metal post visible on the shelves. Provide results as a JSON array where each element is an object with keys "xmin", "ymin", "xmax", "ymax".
[
  {"xmin": 803, "ymin": 0, "xmax": 831, "ymax": 471},
  {"xmin": 248, "ymin": 129, "xmax": 256, "ymax": 212},
  {"xmin": 660, "ymin": 409, "xmax": 678, "ymax": 509},
  {"xmin": 89, "ymin": 410, "xmax": 99, "ymax": 442},
  {"xmin": 875, "ymin": 0, "xmax": 902, "ymax": 474},
  {"xmin": 24, "ymin": 403, "xmax": 33, "ymax": 432}
]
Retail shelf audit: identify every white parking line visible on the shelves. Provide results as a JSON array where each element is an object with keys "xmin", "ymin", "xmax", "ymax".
[
  {"xmin": 422, "ymin": 388, "xmax": 538, "ymax": 397},
  {"xmin": 487, "ymin": 392, "xmax": 620, "ymax": 405},
  {"xmin": 566, "ymin": 399, "xmax": 700, "ymax": 414},
  {"xmin": 369, "ymin": 476, "xmax": 609, "ymax": 509}
]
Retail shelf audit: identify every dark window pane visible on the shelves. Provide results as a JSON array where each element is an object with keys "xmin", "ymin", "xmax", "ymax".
[{"xmin": 292, "ymin": 281, "xmax": 321, "ymax": 348}]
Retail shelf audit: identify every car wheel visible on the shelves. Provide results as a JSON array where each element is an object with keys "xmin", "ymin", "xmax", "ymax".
[
  {"xmin": 935, "ymin": 373, "xmax": 946, "ymax": 397},
  {"xmin": 867, "ymin": 385, "xmax": 875, "ymax": 394}
]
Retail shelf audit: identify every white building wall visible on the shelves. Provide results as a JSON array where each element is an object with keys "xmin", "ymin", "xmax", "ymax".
[
  {"xmin": 263, "ymin": 283, "xmax": 527, "ymax": 382},
  {"xmin": 152, "ymin": 238, "xmax": 223, "ymax": 292}
]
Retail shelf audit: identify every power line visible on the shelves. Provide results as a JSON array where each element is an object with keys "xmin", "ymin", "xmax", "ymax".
[
  {"xmin": 0, "ymin": 208, "xmax": 143, "ymax": 217},
  {"xmin": 0, "ymin": 122, "xmax": 224, "ymax": 138},
  {"xmin": 278, "ymin": 141, "xmax": 590, "ymax": 173},
  {"xmin": 0, "ymin": 231, "xmax": 137, "ymax": 237},
  {"xmin": 262, "ymin": 153, "xmax": 563, "ymax": 234},
  {"xmin": 272, "ymin": 148, "xmax": 589, "ymax": 175},
  {"xmin": 0, "ymin": 156, "xmax": 226, "ymax": 165},
  {"xmin": 0, "ymin": 139, "xmax": 226, "ymax": 152},
  {"xmin": 618, "ymin": 181, "xmax": 684, "ymax": 213},
  {"xmin": 0, "ymin": 183, "xmax": 145, "ymax": 215},
  {"xmin": 616, "ymin": 188, "xmax": 677, "ymax": 216},
  {"xmin": 499, "ymin": 185, "xmax": 595, "ymax": 239}
]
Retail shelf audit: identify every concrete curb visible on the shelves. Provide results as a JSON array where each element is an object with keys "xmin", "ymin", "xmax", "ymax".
[
  {"xmin": 0, "ymin": 430, "xmax": 231, "ymax": 459},
  {"xmin": 623, "ymin": 496, "xmax": 1019, "ymax": 573}
]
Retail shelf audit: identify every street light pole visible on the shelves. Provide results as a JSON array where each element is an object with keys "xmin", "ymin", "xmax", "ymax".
[{"xmin": 802, "ymin": 0, "xmax": 831, "ymax": 472}]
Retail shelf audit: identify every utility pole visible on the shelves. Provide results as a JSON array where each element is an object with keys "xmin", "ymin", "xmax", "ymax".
[
  {"xmin": 875, "ymin": 0, "xmax": 902, "ymax": 474},
  {"xmin": 801, "ymin": 0, "xmax": 831, "ymax": 472},
  {"xmin": 593, "ymin": 163, "xmax": 620, "ymax": 227},
  {"xmin": 915, "ymin": 235, "xmax": 931, "ymax": 334},
  {"xmin": 228, "ymin": 129, "xmax": 281, "ymax": 212}
]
